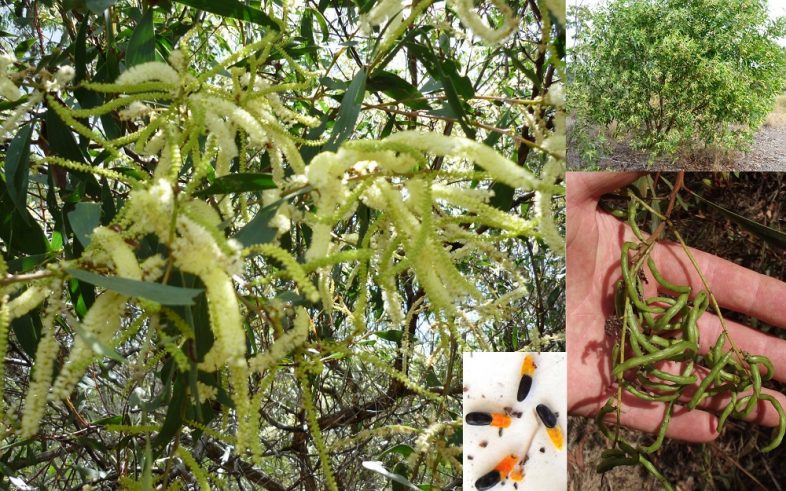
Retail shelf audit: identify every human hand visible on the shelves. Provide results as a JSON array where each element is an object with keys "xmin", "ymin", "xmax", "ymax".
[{"xmin": 567, "ymin": 172, "xmax": 786, "ymax": 443}]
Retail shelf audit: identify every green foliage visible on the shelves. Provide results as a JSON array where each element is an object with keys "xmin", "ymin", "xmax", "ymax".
[
  {"xmin": 570, "ymin": 0, "xmax": 786, "ymax": 159},
  {"xmin": 0, "ymin": 0, "xmax": 564, "ymax": 489}
]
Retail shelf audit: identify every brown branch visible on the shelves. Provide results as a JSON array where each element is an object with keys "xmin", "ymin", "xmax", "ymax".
[{"xmin": 201, "ymin": 439, "xmax": 287, "ymax": 491}]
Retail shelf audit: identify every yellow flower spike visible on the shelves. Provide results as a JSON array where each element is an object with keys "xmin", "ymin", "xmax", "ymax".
[
  {"xmin": 243, "ymin": 244, "xmax": 320, "ymax": 303},
  {"xmin": 21, "ymin": 289, "xmax": 63, "ymax": 438},
  {"xmin": 50, "ymin": 292, "xmax": 127, "ymax": 400},
  {"xmin": 90, "ymin": 227, "xmax": 143, "ymax": 281},
  {"xmin": 449, "ymin": 0, "xmax": 519, "ymax": 44},
  {"xmin": 0, "ymin": 295, "xmax": 10, "ymax": 425},
  {"xmin": 6, "ymin": 283, "xmax": 51, "ymax": 320},
  {"xmin": 195, "ymin": 268, "xmax": 246, "ymax": 371},
  {"xmin": 248, "ymin": 307, "xmax": 310, "ymax": 373}
]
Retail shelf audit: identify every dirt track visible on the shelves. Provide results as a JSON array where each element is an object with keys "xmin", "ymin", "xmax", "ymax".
[
  {"xmin": 734, "ymin": 125, "xmax": 786, "ymax": 170},
  {"xmin": 569, "ymin": 124, "xmax": 786, "ymax": 171}
]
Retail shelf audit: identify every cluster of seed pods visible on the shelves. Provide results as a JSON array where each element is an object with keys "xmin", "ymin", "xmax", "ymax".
[
  {"xmin": 596, "ymin": 193, "xmax": 785, "ymax": 489},
  {"xmin": 465, "ymin": 354, "xmax": 564, "ymax": 490}
]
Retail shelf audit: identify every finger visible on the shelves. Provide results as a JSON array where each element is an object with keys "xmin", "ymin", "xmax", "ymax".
[
  {"xmin": 601, "ymin": 391, "xmax": 719, "ymax": 443},
  {"xmin": 567, "ymin": 172, "xmax": 644, "ymax": 207},
  {"xmin": 652, "ymin": 242, "xmax": 786, "ymax": 330}
]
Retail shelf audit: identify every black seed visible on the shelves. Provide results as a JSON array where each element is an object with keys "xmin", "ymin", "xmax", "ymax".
[
  {"xmin": 475, "ymin": 470, "xmax": 501, "ymax": 490},
  {"xmin": 466, "ymin": 412, "xmax": 493, "ymax": 425},
  {"xmin": 539, "ymin": 447, "xmax": 545, "ymax": 453},
  {"xmin": 467, "ymin": 455, "xmax": 474, "ymax": 460},
  {"xmin": 479, "ymin": 440, "xmax": 488, "ymax": 448},
  {"xmin": 536, "ymin": 404, "xmax": 557, "ymax": 428},
  {"xmin": 517, "ymin": 375, "xmax": 533, "ymax": 402}
]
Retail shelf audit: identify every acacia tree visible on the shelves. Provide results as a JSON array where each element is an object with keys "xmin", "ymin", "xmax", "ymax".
[
  {"xmin": 570, "ymin": 0, "xmax": 786, "ymax": 158},
  {"xmin": 0, "ymin": 0, "xmax": 564, "ymax": 489}
]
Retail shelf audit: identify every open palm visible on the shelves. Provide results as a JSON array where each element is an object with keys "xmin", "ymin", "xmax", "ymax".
[{"xmin": 567, "ymin": 172, "xmax": 786, "ymax": 443}]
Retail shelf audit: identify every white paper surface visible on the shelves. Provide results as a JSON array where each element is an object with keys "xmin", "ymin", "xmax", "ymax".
[{"xmin": 463, "ymin": 352, "xmax": 567, "ymax": 490}]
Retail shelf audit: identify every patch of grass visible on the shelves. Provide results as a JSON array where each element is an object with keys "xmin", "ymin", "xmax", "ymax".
[{"xmin": 764, "ymin": 94, "xmax": 786, "ymax": 128}]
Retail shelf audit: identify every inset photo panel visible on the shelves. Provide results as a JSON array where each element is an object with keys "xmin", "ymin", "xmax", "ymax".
[
  {"xmin": 567, "ymin": 0, "xmax": 786, "ymax": 171},
  {"xmin": 464, "ymin": 352, "xmax": 567, "ymax": 490},
  {"xmin": 566, "ymin": 172, "xmax": 786, "ymax": 489}
]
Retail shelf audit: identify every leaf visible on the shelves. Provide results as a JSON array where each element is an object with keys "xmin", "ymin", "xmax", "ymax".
[
  {"xmin": 361, "ymin": 461, "xmax": 420, "ymax": 490},
  {"xmin": 235, "ymin": 202, "xmax": 280, "ymax": 247},
  {"xmin": 85, "ymin": 0, "xmax": 117, "ymax": 14},
  {"xmin": 65, "ymin": 268, "xmax": 204, "ymax": 305},
  {"xmin": 7, "ymin": 253, "xmax": 50, "ymax": 274},
  {"xmin": 367, "ymin": 71, "xmax": 430, "ymax": 110},
  {"xmin": 152, "ymin": 373, "xmax": 187, "ymax": 452},
  {"xmin": 194, "ymin": 173, "xmax": 275, "ymax": 197},
  {"xmin": 436, "ymin": 57, "xmax": 475, "ymax": 138},
  {"xmin": 380, "ymin": 443, "xmax": 415, "ymax": 459},
  {"xmin": 11, "ymin": 312, "xmax": 43, "ymax": 358},
  {"xmin": 325, "ymin": 69, "xmax": 367, "ymax": 151},
  {"xmin": 67, "ymin": 202, "xmax": 102, "ymax": 247},
  {"xmin": 374, "ymin": 329, "xmax": 403, "ymax": 344},
  {"xmin": 14, "ymin": 38, "xmax": 35, "ymax": 59},
  {"xmin": 74, "ymin": 325, "xmax": 125, "ymax": 363},
  {"xmin": 126, "ymin": 8, "xmax": 156, "ymax": 67},
  {"xmin": 686, "ymin": 188, "xmax": 786, "ymax": 249},
  {"xmin": 172, "ymin": 0, "xmax": 280, "ymax": 31},
  {"xmin": 506, "ymin": 48, "xmax": 541, "ymax": 90},
  {"xmin": 91, "ymin": 415, "xmax": 123, "ymax": 426},
  {"xmin": 4, "ymin": 124, "xmax": 34, "ymax": 220}
]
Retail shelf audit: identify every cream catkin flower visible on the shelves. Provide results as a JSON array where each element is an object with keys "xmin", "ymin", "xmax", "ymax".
[
  {"xmin": 118, "ymin": 101, "xmax": 151, "ymax": 121},
  {"xmin": 360, "ymin": 0, "xmax": 404, "ymax": 46},
  {"xmin": 140, "ymin": 254, "xmax": 166, "ymax": 281},
  {"xmin": 449, "ymin": 0, "xmax": 519, "ymax": 44},
  {"xmin": 1, "ymin": 92, "xmax": 43, "ymax": 141},
  {"xmin": 116, "ymin": 61, "xmax": 180, "ymax": 86},
  {"xmin": 195, "ymin": 382, "xmax": 217, "ymax": 403},
  {"xmin": 0, "ymin": 53, "xmax": 15, "ymax": 72},
  {"xmin": 0, "ymin": 77, "xmax": 20, "ymax": 101},
  {"xmin": 535, "ymin": 157, "xmax": 565, "ymax": 255},
  {"xmin": 172, "ymin": 217, "xmax": 246, "ymax": 370},
  {"xmin": 20, "ymin": 291, "xmax": 62, "ymax": 438},
  {"xmin": 7, "ymin": 284, "xmax": 51, "ymax": 320},
  {"xmin": 90, "ymin": 227, "xmax": 143, "ymax": 280},
  {"xmin": 249, "ymin": 307, "xmax": 310, "ymax": 373},
  {"xmin": 546, "ymin": 82, "xmax": 565, "ymax": 108},
  {"xmin": 383, "ymin": 132, "xmax": 542, "ymax": 191},
  {"xmin": 50, "ymin": 292, "xmax": 126, "ymax": 400},
  {"xmin": 203, "ymin": 111, "xmax": 238, "ymax": 177},
  {"xmin": 0, "ymin": 295, "xmax": 9, "ymax": 426},
  {"xmin": 55, "ymin": 66, "xmax": 75, "ymax": 86}
]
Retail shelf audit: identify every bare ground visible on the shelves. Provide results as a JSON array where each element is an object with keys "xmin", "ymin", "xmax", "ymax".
[{"xmin": 733, "ymin": 125, "xmax": 786, "ymax": 170}]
